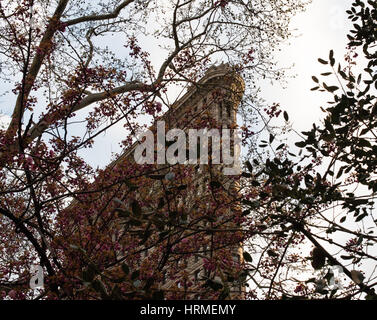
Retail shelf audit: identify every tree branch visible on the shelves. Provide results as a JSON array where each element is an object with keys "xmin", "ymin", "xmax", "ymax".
[
  {"xmin": 63, "ymin": 0, "xmax": 134, "ymax": 26},
  {"xmin": 6, "ymin": 0, "xmax": 70, "ymax": 139}
]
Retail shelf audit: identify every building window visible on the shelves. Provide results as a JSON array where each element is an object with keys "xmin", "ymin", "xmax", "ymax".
[
  {"xmin": 194, "ymin": 269, "xmax": 200, "ymax": 283},
  {"xmin": 226, "ymin": 102, "xmax": 231, "ymax": 118},
  {"xmin": 178, "ymin": 280, "xmax": 187, "ymax": 290}
]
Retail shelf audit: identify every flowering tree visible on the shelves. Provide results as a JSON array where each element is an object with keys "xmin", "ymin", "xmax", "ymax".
[
  {"xmin": 0, "ymin": 0, "xmax": 308, "ymax": 299},
  {"xmin": 240, "ymin": 0, "xmax": 377, "ymax": 300}
]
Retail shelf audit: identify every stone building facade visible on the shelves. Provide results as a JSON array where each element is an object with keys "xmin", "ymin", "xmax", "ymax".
[
  {"xmin": 146, "ymin": 63, "xmax": 246, "ymax": 299},
  {"xmin": 68, "ymin": 63, "xmax": 246, "ymax": 299}
]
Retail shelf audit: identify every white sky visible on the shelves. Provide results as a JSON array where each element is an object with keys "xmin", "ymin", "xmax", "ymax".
[
  {"xmin": 261, "ymin": 0, "xmax": 354, "ymax": 132},
  {"xmin": 0, "ymin": 0, "xmax": 356, "ymax": 167}
]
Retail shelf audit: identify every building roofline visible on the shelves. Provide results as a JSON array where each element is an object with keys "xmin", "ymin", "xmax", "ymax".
[{"xmin": 110, "ymin": 63, "xmax": 244, "ymax": 168}]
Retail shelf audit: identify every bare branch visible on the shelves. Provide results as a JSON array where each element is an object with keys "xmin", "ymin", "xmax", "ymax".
[{"xmin": 63, "ymin": 0, "xmax": 134, "ymax": 26}]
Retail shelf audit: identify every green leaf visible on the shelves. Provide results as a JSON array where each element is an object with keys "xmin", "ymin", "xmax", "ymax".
[
  {"xmin": 210, "ymin": 181, "xmax": 222, "ymax": 189},
  {"xmin": 152, "ymin": 290, "xmax": 165, "ymax": 300},
  {"xmin": 283, "ymin": 111, "xmax": 289, "ymax": 121},
  {"xmin": 143, "ymin": 278, "xmax": 155, "ymax": 290},
  {"xmin": 245, "ymin": 161, "xmax": 253, "ymax": 172},
  {"xmin": 330, "ymin": 289, "xmax": 338, "ymax": 299},
  {"xmin": 131, "ymin": 270, "xmax": 140, "ymax": 280},
  {"xmin": 312, "ymin": 76, "xmax": 319, "ymax": 83},
  {"xmin": 242, "ymin": 199, "xmax": 260, "ymax": 208},
  {"xmin": 318, "ymin": 58, "xmax": 328, "ymax": 65},
  {"xmin": 206, "ymin": 279, "xmax": 223, "ymax": 291},
  {"xmin": 129, "ymin": 219, "xmax": 142, "ymax": 226},
  {"xmin": 295, "ymin": 141, "xmax": 306, "ymax": 148},
  {"xmin": 124, "ymin": 180, "xmax": 138, "ymax": 190},
  {"xmin": 109, "ymin": 277, "xmax": 125, "ymax": 284},
  {"xmin": 355, "ymin": 213, "xmax": 368, "ymax": 222},
  {"xmin": 110, "ymin": 285, "xmax": 122, "ymax": 300},
  {"xmin": 141, "ymin": 228, "xmax": 152, "ymax": 244},
  {"xmin": 121, "ymin": 263, "xmax": 130, "ymax": 275},
  {"xmin": 148, "ymin": 174, "xmax": 165, "ymax": 180},
  {"xmin": 336, "ymin": 167, "xmax": 344, "ymax": 179},
  {"xmin": 159, "ymin": 230, "xmax": 170, "ymax": 240},
  {"xmin": 276, "ymin": 143, "xmax": 285, "ymax": 151},
  {"xmin": 88, "ymin": 263, "xmax": 98, "ymax": 275},
  {"xmin": 366, "ymin": 294, "xmax": 377, "ymax": 300},
  {"xmin": 267, "ymin": 249, "xmax": 279, "ymax": 257},
  {"xmin": 168, "ymin": 210, "xmax": 178, "ymax": 220},
  {"xmin": 305, "ymin": 277, "xmax": 317, "ymax": 284},
  {"xmin": 329, "ymin": 50, "xmax": 335, "ymax": 66},
  {"xmin": 116, "ymin": 208, "xmax": 131, "ymax": 218},
  {"xmin": 82, "ymin": 268, "xmax": 95, "ymax": 282},
  {"xmin": 132, "ymin": 201, "xmax": 142, "ymax": 216},
  {"xmin": 323, "ymin": 83, "xmax": 339, "ymax": 92},
  {"xmin": 157, "ymin": 197, "xmax": 165, "ymax": 209},
  {"xmin": 251, "ymin": 180, "xmax": 260, "ymax": 187},
  {"xmin": 242, "ymin": 210, "xmax": 250, "ymax": 217},
  {"xmin": 340, "ymin": 255, "xmax": 354, "ymax": 260},
  {"xmin": 339, "ymin": 70, "xmax": 348, "ymax": 80},
  {"xmin": 91, "ymin": 279, "xmax": 107, "ymax": 296},
  {"xmin": 219, "ymin": 287, "xmax": 230, "ymax": 300},
  {"xmin": 243, "ymin": 251, "xmax": 253, "ymax": 263},
  {"xmin": 311, "ymin": 247, "xmax": 326, "ymax": 270},
  {"xmin": 358, "ymin": 139, "xmax": 371, "ymax": 148},
  {"xmin": 242, "ymin": 172, "xmax": 252, "ymax": 178},
  {"xmin": 357, "ymin": 74, "xmax": 362, "ymax": 84}
]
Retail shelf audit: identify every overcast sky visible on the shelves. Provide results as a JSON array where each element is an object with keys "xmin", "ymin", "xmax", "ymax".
[
  {"xmin": 0, "ymin": 0, "xmax": 356, "ymax": 168},
  {"xmin": 261, "ymin": 0, "xmax": 355, "ymax": 132}
]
